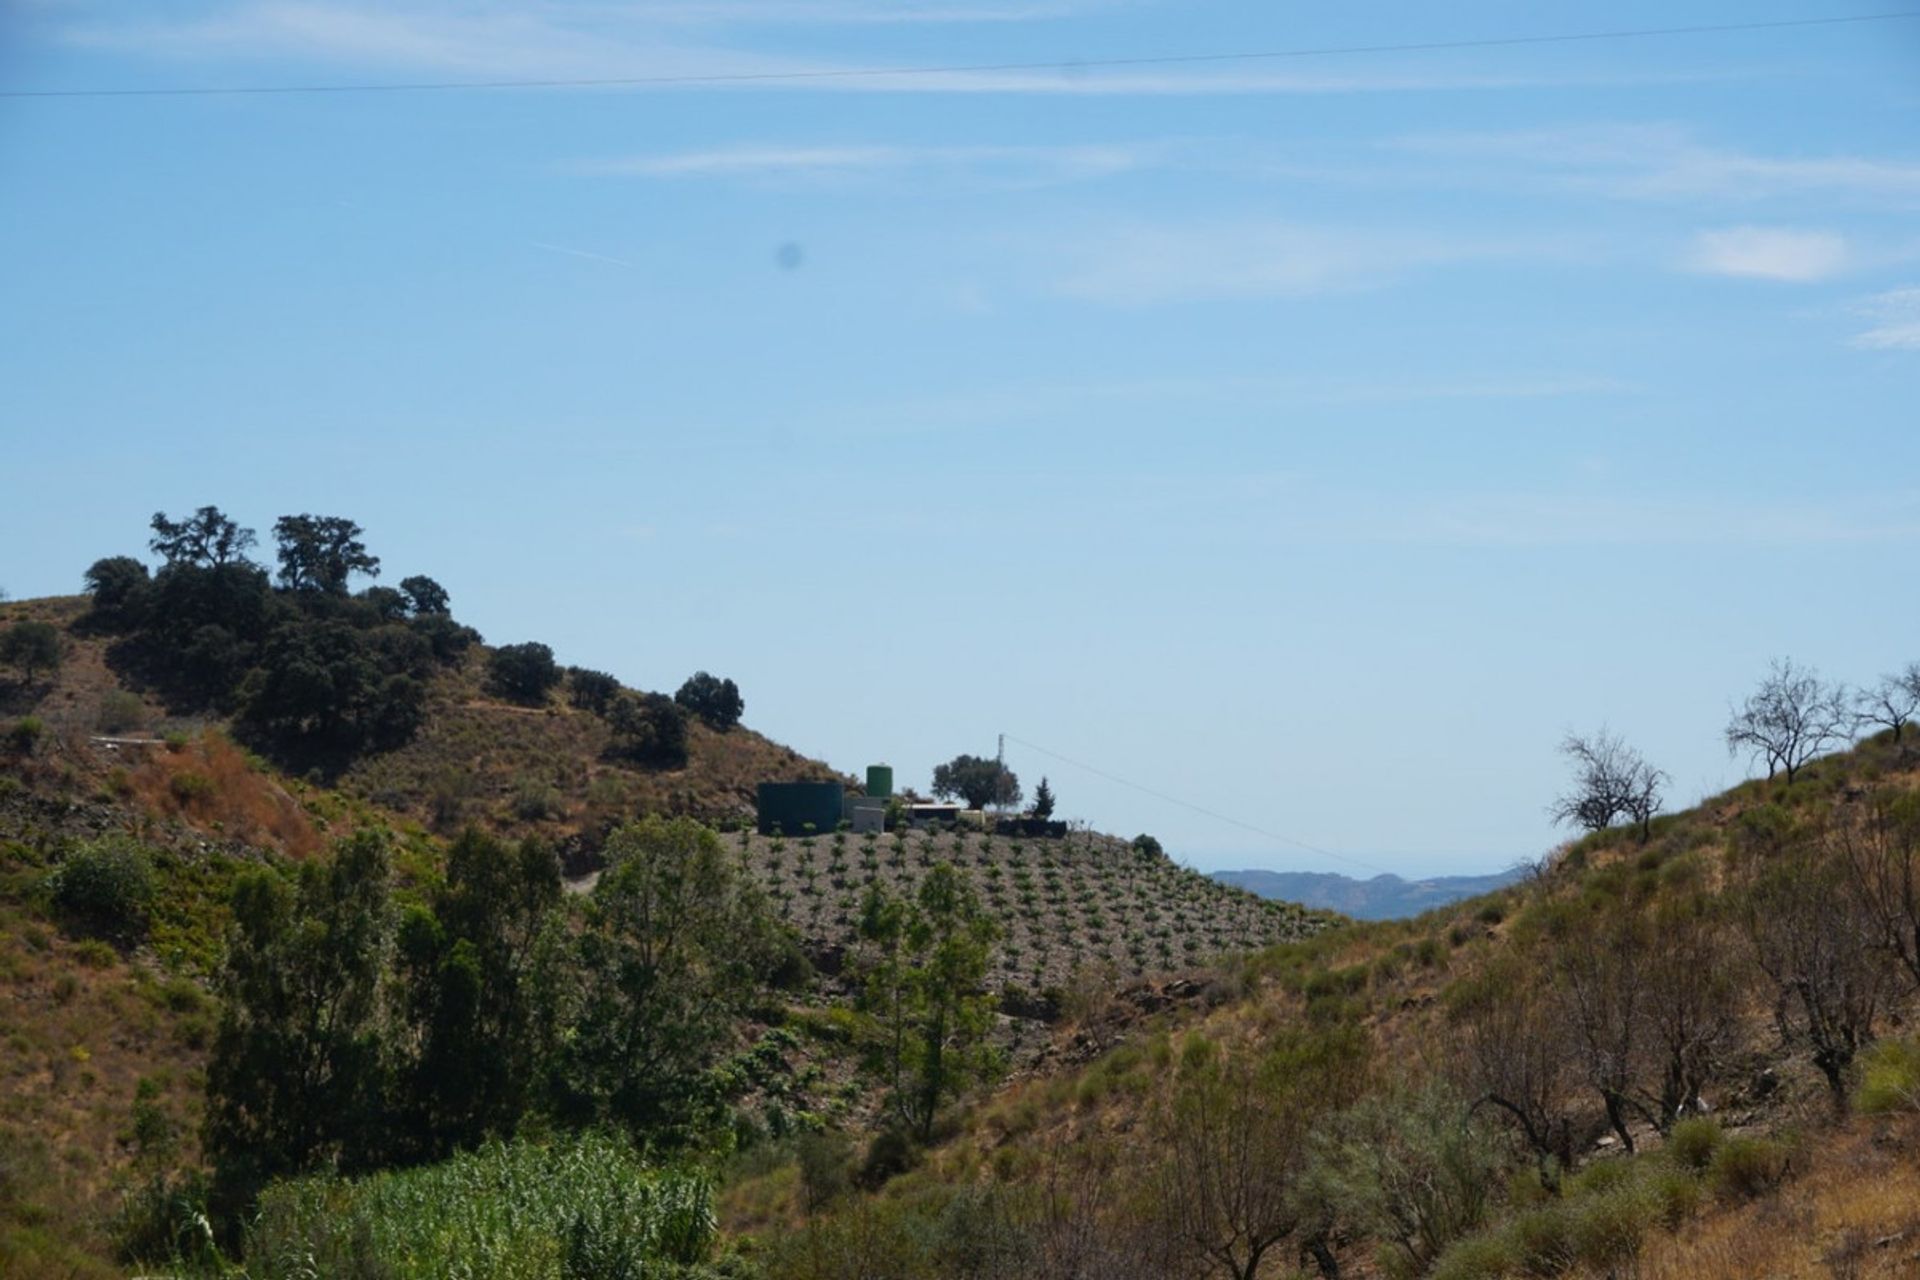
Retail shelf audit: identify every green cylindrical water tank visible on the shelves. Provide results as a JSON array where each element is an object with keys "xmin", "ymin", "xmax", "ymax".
[{"xmin": 866, "ymin": 764, "xmax": 894, "ymax": 798}]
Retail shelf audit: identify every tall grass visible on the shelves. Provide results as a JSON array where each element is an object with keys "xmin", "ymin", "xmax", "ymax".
[{"xmin": 244, "ymin": 1134, "xmax": 716, "ymax": 1280}]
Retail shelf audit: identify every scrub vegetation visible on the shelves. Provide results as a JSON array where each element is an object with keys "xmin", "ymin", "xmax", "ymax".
[{"xmin": 5, "ymin": 543, "xmax": 1920, "ymax": 1277}]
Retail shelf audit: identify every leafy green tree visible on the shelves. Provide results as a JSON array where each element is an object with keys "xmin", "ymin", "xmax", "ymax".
[
  {"xmin": 238, "ymin": 621, "xmax": 424, "ymax": 755},
  {"xmin": 204, "ymin": 830, "xmax": 394, "ymax": 1219},
  {"xmin": 358, "ymin": 585, "xmax": 409, "ymax": 621},
  {"xmin": 398, "ymin": 574, "xmax": 450, "ymax": 617},
  {"xmin": 412, "ymin": 612, "xmax": 480, "ymax": 662},
  {"xmin": 675, "ymin": 672, "xmax": 744, "ymax": 731},
  {"xmin": 82, "ymin": 555, "xmax": 151, "ymax": 629},
  {"xmin": 273, "ymin": 514, "xmax": 381, "ymax": 594},
  {"xmin": 857, "ymin": 865, "xmax": 1001, "ymax": 1139},
  {"xmin": 149, "ymin": 506, "xmax": 257, "ymax": 569},
  {"xmin": 46, "ymin": 837, "xmax": 157, "ymax": 944},
  {"xmin": 607, "ymin": 690, "xmax": 689, "ymax": 767},
  {"xmin": 1306, "ymin": 1082, "xmax": 1500, "ymax": 1278},
  {"xmin": 1031, "ymin": 776, "xmax": 1056, "ymax": 820},
  {"xmin": 550, "ymin": 817, "xmax": 779, "ymax": 1142},
  {"xmin": 569, "ymin": 667, "xmax": 621, "ymax": 714},
  {"xmin": 0, "ymin": 620, "xmax": 61, "ymax": 683},
  {"xmin": 488, "ymin": 642, "xmax": 561, "ymax": 704},
  {"xmin": 136, "ymin": 558, "xmax": 278, "ymax": 702},
  {"xmin": 395, "ymin": 830, "xmax": 563, "ymax": 1157},
  {"xmin": 931, "ymin": 755, "xmax": 1021, "ymax": 810}
]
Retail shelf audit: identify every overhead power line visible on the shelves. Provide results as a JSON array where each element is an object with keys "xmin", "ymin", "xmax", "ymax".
[
  {"xmin": 1002, "ymin": 732, "xmax": 1397, "ymax": 878},
  {"xmin": 4, "ymin": 11, "xmax": 1915, "ymax": 100}
]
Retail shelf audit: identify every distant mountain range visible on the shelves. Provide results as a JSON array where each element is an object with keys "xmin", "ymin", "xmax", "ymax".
[{"xmin": 1211, "ymin": 866, "xmax": 1526, "ymax": 921}]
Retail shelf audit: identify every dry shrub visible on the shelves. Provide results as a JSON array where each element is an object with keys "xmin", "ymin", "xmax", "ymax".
[{"xmin": 130, "ymin": 733, "xmax": 322, "ymax": 858}]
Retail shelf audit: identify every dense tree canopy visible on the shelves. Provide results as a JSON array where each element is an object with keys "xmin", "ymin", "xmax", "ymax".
[
  {"xmin": 0, "ymin": 620, "xmax": 61, "ymax": 683},
  {"xmin": 398, "ymin": 574, "xmax": 450, "ymax": 617},
  {"xmin": 149, "ymin": 506, "xmax": 257, "ymax": 570},
  {"xmin": 931, "ymin": 755, "xmax": 1021, "ymax": 810},
  {"xmin": 855, "ymin": 865, "xmax": 1002, "ymax": 1140},
  {"xmin": 550, "ymin": 817, "xmax": 780, "ymax": 1140},
  {"xmin": 675, "ymin": 671, "xmax": 744, "ymax": 731},
  {"xmin": 81, "ymin": 555, "xmax": 150, "ymax": 627},
  {"xmin": 80, "ymin": 507, "xmax": 468, "ymax": 768},
  {"xmin": 273, "ymin": 514, "xmax": 381, "ymax": 594},
  {"xmin": 488, "ymin": 642, "xmax": 561, "ymax": 704},
  {"xmin": 607, "ymin": 690, "xmax": 690, "ymax": 768}
]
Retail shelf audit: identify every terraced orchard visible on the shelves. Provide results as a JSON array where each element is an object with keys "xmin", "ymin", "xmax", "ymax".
[{"xmin": 727, "ymin": 826, "xmax": 1328, "ymax": 990}]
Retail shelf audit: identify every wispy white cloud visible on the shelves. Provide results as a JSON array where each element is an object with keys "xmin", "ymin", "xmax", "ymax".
[
  {"xmin": 576, "ymin": 141, "xmax": 1148, "ymax": 184},
  {"xmin": 1683, "ymin": 226, "xmax": 1851, "ymax": 282},
  {"xmin": 1053, "ymin": 221, "xmax": 1573, "ymax": 305},
  {"xmin": 51, "ymin": 2, "xmax": 1729, "ymax": 96},
  {"xmin": 1851, "ymin": 287, "xmax": 1920, "ymax": 350},
  {"xmin": 1391, "ymin": 124, "xmax": 1920, "ymax": 207}
]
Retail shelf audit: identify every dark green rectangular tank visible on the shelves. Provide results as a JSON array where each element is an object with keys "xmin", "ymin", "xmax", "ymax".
[
  {"xmin": 756, "ymin": 782, "xmax": 844, "ymax": 836},
  {"xmin": 865, "ymin": 764, "xmax": 894, "ymax": 798}
]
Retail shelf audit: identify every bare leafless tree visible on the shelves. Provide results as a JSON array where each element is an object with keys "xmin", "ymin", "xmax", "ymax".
[
  {"xmin": 1739, "ymin": 840, "xmax": 1891, "ymax": 1116},
  {"xmin": 1450, "ymin": 958, "xmax": 1588, "ymax": 1190},
  {"xmin": 1638, "ymin": 895, "xmax": 1739, "ymax": 1127},
  {"xmin": 1548, "ymin": 730, "xmax": 1668, "ymax": 843},
  {"xmin": 1853, "ymin": 663, "xmax": 1920, "ymax": 745},
  {"xmin": 1156, "ymin": 1033, "xmax": 1367, "ymax": 1280},
  {"xmin": 1553, "ymin": 909, "xmax": 1651, "ymax": 1152},
  {"xmin": 1725, "ymin": 658, "xmax": 1851, "ymax": 785},
  {"xmin": 1834, "ymin": 795, "xmax": 1920, "ymax": 996}
]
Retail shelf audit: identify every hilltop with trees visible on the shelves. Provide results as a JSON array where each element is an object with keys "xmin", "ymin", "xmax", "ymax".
[{"xmin": 5, "ymin": 532, "xmax": 1920, "ymax": 1280}]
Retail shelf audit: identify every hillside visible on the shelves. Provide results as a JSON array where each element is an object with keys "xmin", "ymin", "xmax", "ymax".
[
  {"xmin": 0, "ymin": 585, "xmax": 1328, "ymax": 1276},
  {"xmin": 0, "ymin": 593, "xmax": 844, "ymax": 856},
  {"xmin": 1213, "ymin": 866, "xmax": 1526, "ymax": 920},
  {"xmin": 733, "ymin": 827, "xmax": 1322, "ymax": 992},
  {"xmin": 733, "ymin": 727, "xmax": 1920, "ymax": 1279}
]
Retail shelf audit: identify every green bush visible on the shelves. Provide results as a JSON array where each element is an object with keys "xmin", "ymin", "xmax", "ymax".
[
  {"xmin": 1507, "ymin": 1203, "xmax": 1577, "ymax": 1276},
  {"xmin": 169, "ymin": 772, "xmax": 215, "ymax": 807},
  {"xmin": 1708, "ymin": 1135, "xmax": 1790, "ymax": 1202},
  {"xmin": 1430, "ymin": 1231, "xmax": 1520, "ymax": 1280},
  {"xmin": 96, "ymin": 691, "xmax": 148, "ymax": 734},
  {"xmin": 1647, "ymin": 1167, "xmax": 1703, "ymax": 1227},
  {"xmin": 1665, "ymin": 1115, "xmax": 1723, "ymax": 1172},
  {"xmin": 796, "ymin": 1131, "xmax": 852, "ymax": 1216},
  {"xmin": 5, "ymin": 716, "xmax": 45, "ymax": 755},
  {"xmin": 1569, "ymin": 1182, "xmax": 1656, "ymax": 1271},
  {"xmin": 46, "ymin": 838, "xmax": 157, "ymax": 943},
  {"xmin": 1857, "ymin": 1037, "xmax": 1920, "ymax": 1114}
]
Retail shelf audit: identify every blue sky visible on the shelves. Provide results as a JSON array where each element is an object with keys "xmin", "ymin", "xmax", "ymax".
[{"xmin": 3, "ymin": 1, "xmax": 1918, "ymax": 877}]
